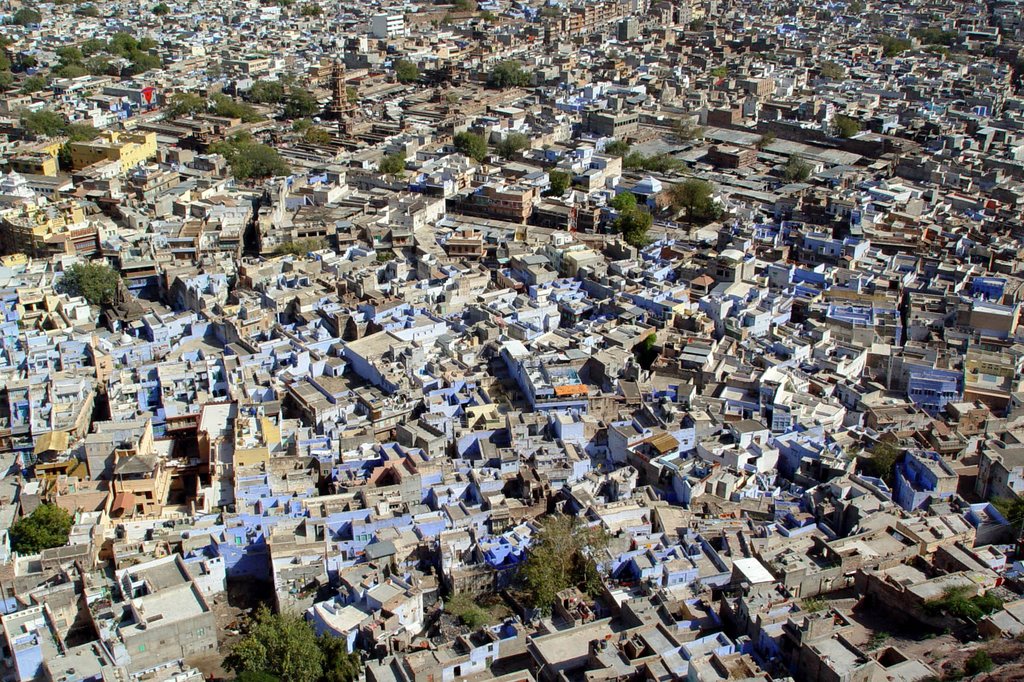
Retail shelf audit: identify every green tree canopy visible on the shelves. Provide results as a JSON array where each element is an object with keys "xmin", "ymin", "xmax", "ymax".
[
  {"xmin": 668, "ymin": 179, "xmax": 721, "ymax": 224},
  {"xmin": 879, "ymin": 35, "xmax": 911, "ymax": 57},
  {"xmin": 75, "ymin": 4, "xmax": 100, "ymax": 17},
  {"xmin": 634, "ymin": 333, "xmax": 658, "ymax": 369},
  {"xmin": 604, "ymin": 140, "xmax": 630, "ymax": 157},
  {"xmin": 303, "ymin": 127, "xmax": 332, "ymax": 145},
  {"xmin": 20, "ymin": 109, "xmax": 67, "ymax": 137},
  {"xmin": 520, "ymin": 514, "xmax": 609, "ymax": 614},
  {"xmin": 249, "ymin": 80, "xmax": 285, "ymax": 104},
  {"xmin": 81, "ymin": 38, "xmax": 107, "ymax": 56},
  {"xmin": 834, "ymin": 114, "xmax": 862, "ymax": 138},
  {"xmin": 394, "ymin": 60, "xmax": 419, "ymax": 84},
  {"xmin": 861, "ymin": 440, "xmax": 901, "ymax": 484},
  {"xmin": 274, "ymin": 237, "xmax": 326, "ymax": 256},
  {"xmin": 819, "ymin": 61, "xmax": 846, "ymax": 79},
  {"xmin": 783, "ymin": 155, "xmax": 812, "ymax": 182},
  {"xmin": 56, "ymin": 262, "xmax": 122, "ymax": 305},
  {"xmin": 153, "ymin": 2, "xmax": 170, "ymax": 15},
  {"xmin": 0, "ymin": 72, "xmax": 13, "ymax": 92},
  {"xmin": 379, "ymin": 152, "xmax": 406, "ymax": 176},
  {"xmin": 495, "ymin": 132, "xmax": 529, "ymax": 159},
  {"xmin": 54, "ymin": 64, "xmax": 89, "ymax": 79},
  {"xmin": 283, "ymin": 88, "xmax": 319, "ymax": 119},
  {"xmin": 9, "ymin": 504, "xmax": 72, "ymax": 555},
  {"xmin": 488, "ymin": 60, "xmax": 530, "ymax": 88},
  {"xmin": 318, "ymin": 635, "xmax": 361, "ymax": 682},
  {"xmin": 623, "ymin": 152, "xmax": 683, "ymax": 173},
  {"xmin": 225, "ymin": 606, "xmax": 324, "ymax": 682},
  {"xmin": 211, "ymin": 93, "xmax": 263, "ymax": 122},
  {"xmin": 609, "ymin": 191, "xmax": 637, "ymax": 212},
  {"xmin": 209, "ymin": 134, "xmax": 290, "ymax": 180},
  {"xmin": 56, "ymin": 46, "xmax": 84, "ymax": 65},
  {"xmin": 167, "ymin": 92, "xmax": 206, "ymax": 117},
  {"xmin": 13, "ymin": 8, "xmax": 43, "ymax": 25},
  {"xmin": 454, "ymin": 131, "xmax": 488, "ymax": 162},
  {"xmin": 547, "ymin": 169, "xmax": 571, "ymax": 196},
  {"xmin": 614, "ymin": 206, "xmax": 652, "ymax": 248},
  {"xmin": 20, "ymin": 75, "xmax": 47, "ymax": 94},
  {"xmin": 300, "ymin": 3, "xmax": 321, "ymax": 15}
]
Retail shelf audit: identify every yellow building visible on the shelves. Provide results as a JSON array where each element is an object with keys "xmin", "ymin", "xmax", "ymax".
[
  {"xmin": 0, "ymin": 199, "xmax": 97, "ymax": 257},
  {"xmin": 68, "ymin": 130, "xmax": 158, "ymax": 172},
  {"xmin": 8, "ymin": 140, "xmax": 62, "ymax": 176}
]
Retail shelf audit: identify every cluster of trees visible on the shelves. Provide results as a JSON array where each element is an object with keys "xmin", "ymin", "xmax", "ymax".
[
  {"xmin": 12, "ymin": 7, "xmax": 42, "ymax": 25},
  {"xmin": 819, "ymin": 61, "xmax": 846, "ymax": 80},
  {"xmin": 546, "ymin": 170, "xmax": 571, "ymax": 196},
  {"xmin": 833, "ymin": 114, "xmax": 862, "ymax": 138},
  {"xmin": 106, "ymin": 32, "xmax": 162, "ymax": 76},
  {"xmin": 623, "ymin": 152, "xmax": 684, "ymax": 173},
  {"xmin": 519, "ymin": 514, "xmax": 608, "ymax": 613},
  {"xmin": 783, "ymin": 155, "xmax": 812, "ymax": 182},
  {"xmin": 488, "ymin": 61, "xmax": 530, "ymax": 88},
  {"xmin": 225, "ymin": 606, "xmax": 361, "ymax": 682},
  {"xmin": 9, "ymin": 504, "xmax": 73, "ymax": 555},
  {"xmin": 273, "ymin": 237, "xmax": 326, "ymax": 256},
  {"xmin": 668, "ymin": 179, "xmax": 721, "ymax": 225},
  {"xmin": 609, "ymin": 192, "xmax": 652, "ymax": 248},
  {"xmin": 19, "ymin": 109, "xmax": 100, "ymax": 169},
  {"xmin": 153, "ymin": 2, "xmax": 170, "ymax": 15},
  {"xmin": 453, "ymin": 131, "xmax": 488, "ymax": 162},
  {"xmin": 879, "ymin": 35, "xmax": 912, "ymax": 57},
  {"xmin": 246, "ymin": 80, "xmax": 319, "ymax": 118},
  {"xmin": 910, "ymin": 27, "xmax": 956, "ymax": 47},
  {"xmin": 55, "ymin": 262, "xmax": 122, "ymax": 305},
  {"xmin": 378, "ymin": 153, "xmax": 406, "ymax": 176},
  {"xmin": 394, "ymin": 60, "xmax": 419, "ymax": 84},
  {"xmin": 209, "ymin": 133, "xmax": 290, "ymax": 180}
]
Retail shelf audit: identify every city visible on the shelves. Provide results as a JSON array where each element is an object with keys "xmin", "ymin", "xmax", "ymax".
[{"xmin": 0, "ymin": 0, "xmax": 1023, "ymax": 680}]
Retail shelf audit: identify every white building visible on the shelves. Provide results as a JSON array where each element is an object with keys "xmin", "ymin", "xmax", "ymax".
[{"xmin": 370, "ymin": 13, "xmax": 406, "ymax": 38}]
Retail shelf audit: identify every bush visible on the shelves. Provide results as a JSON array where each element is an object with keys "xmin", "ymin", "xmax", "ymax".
[
  {"xmin": 783, "ymin": 155, "xmax": 812, "ymax": 182},
  {"xmin": 299, "ymin": 3, "xmax": 321, "ymax": 15},
  {"xmin": 446, "ymin": 592, "xmax": 489, "ymax": 629},
  {"xmin": 604, "ymin": 140, "xmax": 629, "ymax": 157},
  {"xmin": 964, "ymin": 650, "xmax": 993, "ymax": 675},
  {"xmin": 9, "ymin": 504, "xmax": 72, "ymax": 555}
]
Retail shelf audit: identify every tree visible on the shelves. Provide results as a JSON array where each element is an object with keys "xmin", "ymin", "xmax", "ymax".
[
  {"xmin": 209, "ymin": 135, "xmax": 290, "ymax": 180},
  {"xmin": 673, "ymin": 119, "xmax": 703, "ymax": 141},
  {"xmin": 274, "ymin": 237, "xmax": 326, "ymax": 256},
  {"xmin": 167, "ymin": 92, "xmax": 206, "ymax": 117},
  {"xmin": 9, "ymin": 504, "xmax": 72, "ymax": 555},
  {"xmin": 304, "ymin": 127, "xmax": 332, "ymax": 145},
  {"xmin": 992, "ymin": 497, "xmax": 1024, "ymax": 530},
  {"xmin": 54, "ymin": 64, "xmax": 89, "ymax": 79},
  {"xmin": 614, "ymin": 206, "xmax": 652, "ymax": 248},
  {"xmin": 394, "ymin": 60, "xmax": 419, "ymax": 84},
  {"xmin": 755, "ymin": 132, "xmax": 776, "ymax": 150},
  {"xmin": 346, "ymin": 86, "xmax": 358, "ymax": 103},
  {"xmin": 86, "ymin": 57, "xmax": 112, "ymax": 75},
  {"xmin": 879, "ymin": 35, "xmax": 911, "ymax": 58},
  {"xmin": 495, "ymin": 132, "xmax": 529, "ymax": 159},
  {"xmin": 283, "ymin": 88, "xmax": 319, "ymax": 119},
  {"xmin": 604, "ymin": 140, "xmax": 629, "ymax": 157},
  {"xmin": 634, "ymin": 333, "xmax": 658, "ymax": 369},
  {"xmin": 224, "ymin": 606, "xmax": 324, "ymax": 682},
  {"xmin": 299, "ymin": 3, "xmax": 321, "ymax": 16},
  {"xmin": 81, "ymin": 38, "xmax": 107, "ymax": 56},
  {"xmin": 520, "ymin": 514, "xmax": 609, "ymax": 614},
  {"xmin": 547, "ymin": 170, "xmax": 571, "ymax": 196},
  {"xmin": 318, "ymin": 635, "xmax": 361, "ymax": 682},
  {"xmin": 834, "ymin": 114, "xmax": 862, "ymax": 138},
  {"xmin": 56, "ymin": 46, "xmax": 84, "ymax": 65},
  {"xmin": 0, "ymin": 72, "xmax": 13, "ymax": 92},
  {"xmin": 488, "ymin": 61, "xmax": 530, "ymax": 88},
  {"xmin": 669, "ymin": 179, "xmax": 721, "ymax": 224},
  {"xmin": 75, "ymin": 5, "xmax": 100, "ymax": 17},
  {"xmin": 235, "ymin": 674, "xmax": 280, "ymax": 682},
  {"xmin": 20, "ymin": 109, "xmax": 66, "ymax": 137},
  {"xmin": 964, "ymin": 650, "xmax": 993, "ymax": 676},
  {"xmin": 126, "ymin": 51, "xmax": 162, "ymax": 76},
  {"xmin": 862, "ymin": 441, "xmax": 900, "ymax": 484},
  {"xmin": 56, "ymin": 262, "xmax": 122, "ymax": 305},
  {"xmin": 454, "ymin": 0, "xmax": 477, "ymax": 11},
  {"xmin": 153, "ymin": 2, "xmax": 170, "ymax": 15},
  {"xmin": 623, "ymin": 152, "xmax": 683, "ymax": 173},
  {"xmin": 249, "ymin": 80, "xmax": 285, "ymax": 104},
  {"xmin": 819, "ymin": 61, "xmax": 846, "ymax": 79},
  {"xmin": 609, "ymin": 191, "xmax": 637, "ymax": 212},
  {"xmin": 292, "ymin": 118, "xmax": 313, "ymax": 133},
  {"xmin": 211, "ymin": 93, "xmax": 263, "ymax": 122},
  {"xmin": 20, "ymin": 75, "xmax": 47, "ymax": 94},
  {"xmin": 379, "ymin": 153, "xmax": 406, "ymax": 176},
  {"xmin": 783, "ymin": 155, "xmax": 812, "ymax": 182},
  {"xmin": 710, "ymin": 65, "xmax": 728, "ymax": 79},
  {"xmin": 108, "ymin": 33, "xmax": 140, "ymax": 58},
  {"xmin": 454, "ymin": 131, "xmax": 488, "ymax": 162},
  {"xmin": 445, "ymin": 592, "xmax": 489, "ymax": 629},
  {"xmin": 479, "ymin": 10, "xmax": 497, "ymax": 21},
  {"xmin": 13, "ymin": 8, "xmax": 42, "ymax": 25},
  {"xmin": 848, "ymin": 0, "xmax": 864, "ymax": 12}
]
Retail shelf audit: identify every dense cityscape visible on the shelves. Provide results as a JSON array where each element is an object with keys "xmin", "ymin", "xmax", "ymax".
[{"xmin": 0, "ymin": 0, "xmax": 1022, "ymax": 680}]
